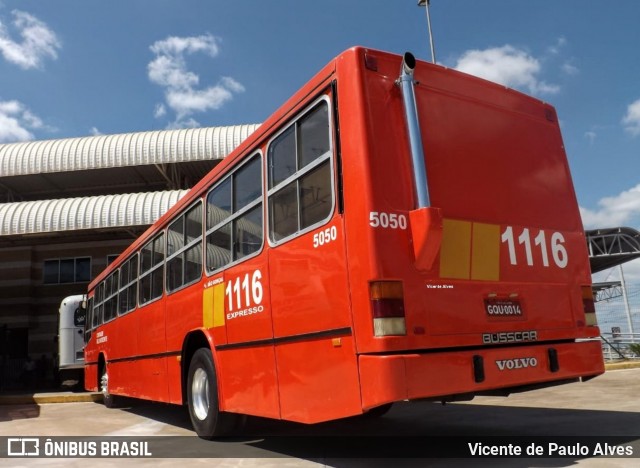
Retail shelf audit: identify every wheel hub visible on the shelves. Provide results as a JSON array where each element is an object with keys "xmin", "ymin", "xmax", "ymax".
[{"xmin": 192, "ymin": 367, "xmax": 210, "ymax": 421}]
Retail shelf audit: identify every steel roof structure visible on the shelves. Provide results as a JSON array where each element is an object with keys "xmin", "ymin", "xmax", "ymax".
[
  {"xmin": 0, "ymin": 190, "xmax": 187, "ymax": 237},
  {"xmin": 0, "ymin": 124, "xmax": 259, "ymax": 202},
  {"xmin": 586, "ymin": 227, "xmax": 640, "ymax": 273}
]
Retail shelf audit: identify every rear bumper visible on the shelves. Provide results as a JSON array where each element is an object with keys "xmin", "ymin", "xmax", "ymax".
[{"xmin": 358, "ymin": 339, "xmax": 604, "ymax": 410}]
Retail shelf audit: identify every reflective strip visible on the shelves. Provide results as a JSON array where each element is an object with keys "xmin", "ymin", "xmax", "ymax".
[
  {"xmin": 213, "ymin": 283, "xmax": 225, "ymax": 327},
  {"xmin": 440, "ymin": 219, "xmax": 501, "ymax": 281},
  {"xmin": 440, "ymin": 219, "xmax": 472, "ymax": 279},
  {"xmin": 471, "ymin": 223, "xmax": 500, "ymax": 281},
  {"xmin": 203, "ymin": 287, "xmax": 214, "ymax": 329}
]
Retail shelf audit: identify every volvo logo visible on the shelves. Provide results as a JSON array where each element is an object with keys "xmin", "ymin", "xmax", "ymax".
[{"xmin": 495, "ymin": 357, "xmax": 538, "ymax": 371}]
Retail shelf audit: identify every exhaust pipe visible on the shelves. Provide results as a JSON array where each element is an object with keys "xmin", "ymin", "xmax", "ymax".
[
  {"xmin": 397, "ymin": 52, "xmax": 442, "ymax": 272},
  {"xmin": 397, "ymin": 52, "xmax": 430, "ymax": 208}
]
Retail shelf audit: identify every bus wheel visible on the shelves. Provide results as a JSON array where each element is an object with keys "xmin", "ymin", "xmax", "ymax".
[
  {"xmin": 187, "ymin": 348, "xmax": 237, "ymax": 439},
  {"xmin": 100, "ymin": 367, "xmax": 119, "ymax": 408}
]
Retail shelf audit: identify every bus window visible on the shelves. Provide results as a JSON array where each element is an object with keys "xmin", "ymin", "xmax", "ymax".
[
  {"xmin": 92, "ymin": 283, "xmax": 103, "ymax": 328},
  {"xmin": 118, "ymin": 254, "xmax": 138, "ymax": 315},
  {"xmin": 84, "ymin": 296, "xmax": 93, "ymax": 343},
  {"xmin": 268, "ymin": 100, "xmax": 333, "ymax": 243},
  {"xmin": 206, "ymin": 154, "xmax": 263, "ymax": 273},
  {"xmin": 103, "ymin": 271, "xmax": 119, "ymax": 323},
  {"xmin": 167, "ymin": 202, "xmax": 203, "ymax": 293},
  {"xmin": 139, "ymin": 233, "xmax": 165, "ymax": 305}
]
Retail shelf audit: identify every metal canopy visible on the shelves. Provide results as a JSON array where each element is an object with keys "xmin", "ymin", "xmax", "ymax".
[
  {"xmin": 586, "ymin": 227, "xmax": 640, "ymax": 273},
  {"xmin": 0, "ymin": 190, "xmax": 187, "ymax": 237},
  {"xmin": 0, "ymin": 124, "xmax": 259, "ymax": 202}
]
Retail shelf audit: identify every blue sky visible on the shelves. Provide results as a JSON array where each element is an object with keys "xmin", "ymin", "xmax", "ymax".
[{"xmin": 1, "ymin": 1, "xmax": 640, "ymax": 235}]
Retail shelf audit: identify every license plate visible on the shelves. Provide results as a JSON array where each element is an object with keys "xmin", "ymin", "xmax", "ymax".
[{"xmin": 484, "ymin": 298, "xmax": 523, "ymax": 318}]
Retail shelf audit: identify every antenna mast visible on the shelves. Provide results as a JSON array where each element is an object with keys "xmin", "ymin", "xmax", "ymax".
[{"xmin": 418, "ymin": 0, "xmax": 437, "ymax": 64}]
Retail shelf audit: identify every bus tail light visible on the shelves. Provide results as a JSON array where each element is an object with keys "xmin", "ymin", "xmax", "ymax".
[
  {"xmin": 582, "ymin": 285, "xmax": 598, "ymax": 326},
  {"xmin": 370, "ymin": 281, "xmax": 406, "ymax": 336}
]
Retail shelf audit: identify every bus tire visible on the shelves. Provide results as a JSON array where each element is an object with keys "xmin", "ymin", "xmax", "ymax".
[
  {"xmin": 187, "ymin": 348, "xmax": 237, "ymax": 439},
  {"xmin": 100, "ymin": 366, "xmax": 119, "ymax": 408}
]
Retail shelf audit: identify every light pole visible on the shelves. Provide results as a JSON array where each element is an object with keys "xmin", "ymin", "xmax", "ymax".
[{"xmin": 418, "ymin": 0, "xmax": 437, "ymax": 64}]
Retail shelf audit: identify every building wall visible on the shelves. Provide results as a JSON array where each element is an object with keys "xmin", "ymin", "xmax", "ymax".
[{"xmin": 0, "ymin": 237, "xmax": 134, "ymax": 388}]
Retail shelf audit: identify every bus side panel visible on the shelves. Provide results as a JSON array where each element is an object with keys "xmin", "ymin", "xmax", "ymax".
[
  {"xmin": 135, "ymin": 300, "xmax": 169, "ymax": 401},
  {"xmin": 165, "ymin": 282, "xmax": 206, "ymax": 404},
  {"xmin": 268, "ymin": 219, "xmax": 351, "ymax": 337},
  {"xmin": 107, "ymin": 315, "xmax": 139, "ymax": 398},
  {"xmin": 203, "ymin": 255, "xmax": 279, "ymax": 417},
  {"xmin": 85, "ymin": 362, "xmax": 98, "ymax": 392},
  {"xmin": 268, "ymin": 214, "xmax": 359, "ymax": 422},
  {"xmin": 216, "ymin": 346, "xmax": 280, "ymax": 418},
  {"xmin": 108, "ymin": 312, "xmax": 138, "ymax": 362},
  {"xmin": 134, "ymin": 357, "xmax": 168, "ymax": 401},
  {"xmin": 275, "ymin": 335, "xmax": 361, "ymax": 423}
]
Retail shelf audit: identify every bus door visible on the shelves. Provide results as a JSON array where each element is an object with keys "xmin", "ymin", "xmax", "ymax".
[{"xmin": 266, "ymin": 94, "xmax": 361, "ymax": 423}]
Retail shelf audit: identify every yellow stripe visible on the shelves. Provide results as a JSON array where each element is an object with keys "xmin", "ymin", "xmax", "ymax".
[
  {"xmin": 440, "ymin": 219, "xmax": 472, "ymax": 279},
  {"xmin": 471, "ymin": 223, "xmax": 500, "ymax": 281},
  {"xmin": 203, "ymin": 287, "xmax": 214, "ymax": 329},
  {"xmin": 213, "ymin": 283, "xmax": 225, "ymax": 327}
]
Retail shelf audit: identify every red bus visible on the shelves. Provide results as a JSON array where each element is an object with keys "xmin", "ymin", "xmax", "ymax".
[{"xmin": 84, "ymin": 47, "xmax": 604, "ymax": 438}]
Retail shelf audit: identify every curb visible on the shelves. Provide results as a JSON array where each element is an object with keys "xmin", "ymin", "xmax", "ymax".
[
  {"xmin": 0, "ymin": 392, "xmax": 103, "ymax": 405},
  {"xmin": 605, "ymin": 361, "xmax": 640, "ymax": 371}
]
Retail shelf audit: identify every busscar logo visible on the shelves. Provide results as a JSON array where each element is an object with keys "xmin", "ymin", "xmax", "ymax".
[
  {"xmin": 8, "ymin": 438, "xmax": 40, "ymax": 457},
  {"xmin": 482, "ymin": 330, "xmax": 537, "ymax": 344},
  {"xmin": 495, "ymin": 357, "xmax": 538, "ymax": 371}
]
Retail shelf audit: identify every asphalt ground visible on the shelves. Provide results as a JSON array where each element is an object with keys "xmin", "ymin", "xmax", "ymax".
[{"xmin": 1, "ymin": 366, "xmax": 639, "ymax": 467}]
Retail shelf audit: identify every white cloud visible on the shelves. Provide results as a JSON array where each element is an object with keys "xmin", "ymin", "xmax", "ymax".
[
  {"xmin": 622, "ymin": 99, "xmax": 640, "ymax": 137},
  {"xmin": 547, "ymin": 37, "xmax": 567, "ymax": 55},
  {"xmin": 153, "ymin": 103, "xmax": 166, "ymax": 118},
  {"xmin": 150, "ymin": 35, "xmax": 219, "ymax": 58},
  {"xmin": 148, "ymin": 34, "xmax": 244, "ymax": 126},
  {"xmin": 0, "ymin": 10, "xmax": 61, "ymax": 69},
  {"xmin": 0, "ymin": 99, "xmax": 46, "ymax": 142},
  {"xmin": 584, "ymin": 131, "xmax": 597, "ymax": 144},
  {"xmin": 89, "ymin": 126, "xmax": 102, "ymax": 136},
  {"xmin": 580, "ymin": 184, "xmax": 640, "ymax": 229},
  {"xmin": 454, "ymin": 45, "xmax": 560, "ymax": 96},
  {"xmin": 562, "ymin": 62, "xmax": 579, "ymax": 76}
]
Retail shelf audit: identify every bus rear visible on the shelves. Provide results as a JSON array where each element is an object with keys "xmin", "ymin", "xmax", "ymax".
[{"xmin": 337, "ymin": 48, "xmax": 604, "ymax": 410}]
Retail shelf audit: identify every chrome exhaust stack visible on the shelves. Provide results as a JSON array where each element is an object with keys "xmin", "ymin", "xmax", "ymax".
[
  {"xmin": 397, "ymin": 52, "xmax": 442, "ymax": 272},
  {"xmin": 397, "ymin": 52, "xmax": 430, "ymax": 209}
]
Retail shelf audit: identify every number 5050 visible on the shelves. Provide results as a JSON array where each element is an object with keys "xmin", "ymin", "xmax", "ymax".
[
  {"xmin": 369, "ymin": 211, "xmax": 407, "ymax": 230},
  {"xmin": 313, "ymin": 226, "xmax": 338, "ymax": 248}
]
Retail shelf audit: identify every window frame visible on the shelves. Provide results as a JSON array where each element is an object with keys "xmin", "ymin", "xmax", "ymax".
[
  {"xmin": 266, "ymin": 94, "xmax": 335, "ymax": 247},
  {"xmin": 166, "ymin": 200, "xmax": 204, "ymax": 295},
  {"xmin": 117, "ymin": 253, "xmax": 138, "ymax": 316},
  {"xmin": 98, "ymin": 269, "xmax": 119, "ymax": 325},
  {"xmin": 84, "ymin": 296, "xmax": 94, "ymax": 341},
  {"xmin": 205, "ymin": 151, "xmax": 265, "ymax": 276},
  {"xmin": 138, "ymin": 232, "xmax": 166, "ymax": 307},
  {"xmin": 42, "ymin": 257, "xmax": 92, "ymax": 284}
]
